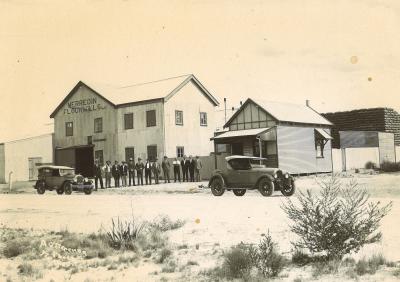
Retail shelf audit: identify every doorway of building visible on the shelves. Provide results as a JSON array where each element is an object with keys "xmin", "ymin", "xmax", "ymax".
[
  {"xmin": 28, "ymin": 157, "xmax": 42, "ymax": 180},
  {"xmin": 231, "ymin": 143, "xmax": 244, "ymax": 155}
]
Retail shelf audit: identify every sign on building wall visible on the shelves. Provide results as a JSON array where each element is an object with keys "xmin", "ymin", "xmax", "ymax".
[{"xmin": 63, "ymin": 98, "xmax": 106, "ymax": 114}]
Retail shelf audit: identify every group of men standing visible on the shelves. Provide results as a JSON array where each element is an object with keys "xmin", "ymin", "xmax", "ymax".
[{"xmin": 93, "ymin": 155, "xmax": 202, "ymax": 190}]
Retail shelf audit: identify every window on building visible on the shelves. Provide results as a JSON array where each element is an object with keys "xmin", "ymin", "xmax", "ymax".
[
  {"xmin": 94, "ymin": 118, "xmax": 103, "ymax": 133},
  {"xmin": 147, "ymin": 145, "xmax": 157, "ymax": 161},
  {"xmin": 200, "ymin": 112, "xmax": 207, "ymax": 126},
  {"xmin": 315, "ymin": 139, "xmax": 324, "ymax": 158},
  {"xmin": 125, "ymin": 147, "xmax": 135, "ymax": 162},
  {"xmin": 66, "ymin": 122, "xmax": 73, "ymax": 136},
  {"xmin": 175, "ymin": 110, "xmax": 183, "ymax": 125},
  {"xmin": 124, "ymin": 113, "xmax": 134, "ymax": 130},
  {"xmin": 87, "ymin": 136, "xmax": 92, "ymax": 145},
  {"xmin": 95, "ymin": 150, "xmax": 104, "ymax": 165},
  {"xmin": 146, "ymin": 110, "xmax": 156, "ymax": 127},
  {"xmin": 176, "ymin": 146, "xmax": 184, "ymax": 157}
]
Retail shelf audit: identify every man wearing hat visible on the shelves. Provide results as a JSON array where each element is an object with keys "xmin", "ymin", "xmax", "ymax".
[
  {"xmin": 94, "ymin": 159, "xmax": 104, "ymax": 190},
  {"xmin": 144, "ymin": 158, "xmax": 152, "ymax": 185},
  {"xmin": 135, "ymin": 157, "xmax": 144, "ymax": 185},
  {"xmin": 152, "ymin": 158, "xmax": 161, "ymax": 184},
  {"xmin": 162, "ymin": 156, "xmax": 171, "ymax": 183},
  {"xmin": 128, "ymin": 158, "xmax": 135, "ymax": 186},
  {"xmin": 121, "ymin": 161, "xmax": 128, "ymax": 187}
]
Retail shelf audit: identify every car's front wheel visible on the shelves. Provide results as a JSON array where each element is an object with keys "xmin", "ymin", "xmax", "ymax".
[
  {"xmin": 210, "ymin": 177, "xmax": 225, "ymax": 196},
  {"xmin": 36, "ymin": 180, "xmax": 46, "ymax": 195},
  {"xmin": 233, "ymin": 189, "xmax": 246, "ymax": 196},
  {"xmin": 258, "ymin": 178, "xmax": 274, "ymax": 197},
  {"xmin": 83, "ymin": 187, "xmax": 92, "ymax": 195},
  {"xmin": 281, "ymin": 179, "xmax": 295, "ymax": 196},
  {"xmin": 64, "ymin": 182, "xmax": 72, "ymax": 195},
  {"xmin": 56, "ymin": 187, "xmax": 64, "ymax": 195}
]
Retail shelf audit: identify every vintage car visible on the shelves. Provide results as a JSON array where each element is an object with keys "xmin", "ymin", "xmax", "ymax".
[
  {"xmin": 34, "ymin": 165, "xmax": 94, "ymax": 195},
  {"xmin": 208, "ymin": 156, "xmax": 295, "ymax": 197}
]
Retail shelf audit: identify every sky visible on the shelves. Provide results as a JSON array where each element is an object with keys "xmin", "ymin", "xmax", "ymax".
[{"xmin": 1, "ymin": 0, "xmax": 400, "ymax": 141}]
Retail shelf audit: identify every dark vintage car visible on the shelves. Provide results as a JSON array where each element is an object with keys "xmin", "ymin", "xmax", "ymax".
[
  {"xmin": 208, "ymin": 156, "xmax": 295, "ymax": 197},
  {"xmin": 34, "ymin": 165, "xmax": 94, "ymax": 195}
]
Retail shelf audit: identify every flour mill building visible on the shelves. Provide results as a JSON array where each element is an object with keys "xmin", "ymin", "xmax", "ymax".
[{"xmin": 50, "ymin": 74, "xmax": 219, "ymax": 176}]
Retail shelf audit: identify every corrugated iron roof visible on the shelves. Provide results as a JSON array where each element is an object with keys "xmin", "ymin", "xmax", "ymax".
[
  {"xmin": 252, "ymin": 99, "xmax": 332, "ymax": 126},
  {"xmin": 87, "ymin": 74, "xmax": 193, "ymax": 105},
  {"xmin": 211, "ymin": 127, "xmax": 272, "ymax": 140},
  {"xmin": 315, "ymin": 128, "xmax": 333, "ymax": 139}
]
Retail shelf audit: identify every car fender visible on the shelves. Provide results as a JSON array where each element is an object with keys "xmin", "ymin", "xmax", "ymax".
[
  {"xmin": 254, "ymin": 175, "xmax": 274, "ymax": 188},
  {"xmin": 208, "ymin": 174, "xmax": 225, "ymax": 188}
]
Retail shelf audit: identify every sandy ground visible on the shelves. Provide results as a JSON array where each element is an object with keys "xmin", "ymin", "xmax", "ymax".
[{"xmin": 0, "ymin": 173, "xmax": 399, "ymax": 281}]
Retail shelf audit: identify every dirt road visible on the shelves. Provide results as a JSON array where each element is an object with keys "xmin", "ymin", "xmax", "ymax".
[{"xmin": 1, "ymin": 178, "xmax": 399, "ymax": 262}]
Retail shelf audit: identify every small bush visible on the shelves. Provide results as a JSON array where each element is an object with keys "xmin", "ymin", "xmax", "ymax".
[
  {"xmin": 157, "ymin": 248, "xmax": 172, "ymax": 264},
  {"xmin": 187, "ymin": 260, "xmax": 199, "ymax": 266},
  {"xmin": 354, "ymin": 255, "xmax": 387, "ymax": 276},
  {"xmin": 312, "ymin": 260, "xmax": 340, "ymax": 278},
  {"xmin": 161, "ymin": 261, "xmax": 177, "ymax": 273},
  {"xmin": 254, "ymin": 232, "xmax": 286, "ymax": 277},
  {"xmin": 3, "ymin": 239, "xmax": 30, "ymax": 258},
  {"xmin": 282, "ymin": 177, "xmax": 392, "ymax": 260},
  {"xmin": 18, "ymin": 263, "xmax": 34, "ymax": 276},
  {"xmin": 365, "ymin": 161, "xmax": 377, "ymax": 170},
  {"xmin": 222, "ymin": 246, "xmax": 253, "ymax": 279},
  {"xmin": 380, "ymin": 161, "xmax": 400, "ymax": 172},
  {"xmin": 149, "ymin": 215, "xmax": 186, "ymax": 232},
  {"xmin": 106, "ymin": 216, "xmax": 146, "ymax": 250},
  {"xmin": 292, "ymin": 249, "xmax": 312, "ymax": 266}
]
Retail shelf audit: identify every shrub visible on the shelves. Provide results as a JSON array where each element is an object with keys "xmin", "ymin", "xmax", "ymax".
[
  {"xmin": 157, "ymin": 248, "xmax": 172, "ymax": 264},
  {"xmin": 291, "ymin": 249, "xmax": 313, "ymax": 266},
  {"xmin": 312, "ymin": 260, "xmax": 340, "ymax": 278},
  {"xmin": 161, "ymin": 261, "xmax": 177, "ymax": 273},
  {"xmin": 282, "ymin": 177, "xmax": 392, "ymax": 260},
  {"xmin": 380, "ymin": 161, "xmax": 400, "ymax": 172},
  {"xmin": 18, "ymin": 263, "xmax": 34, "ymax": 276},
  {"xmin": 255, "ymin": 232, "xmax": 286, "ymax": 277},
  {"xmin": 365, "ymin": 161, "xmax": 377, "ymax": 170},
  {"xmin": 3, "ymin": 239, "xmax": 30, "ymax": 258},
  {"xmin": 106, "ymin": 216, "xmax": 146, "ymax": 250},
  {"xmin": 149, "ymin": 215, "xmax": 186, "ymax": 232},
  {"xmin": 222, "ymin": 246, "xmax": 253, "ymax": 279}
]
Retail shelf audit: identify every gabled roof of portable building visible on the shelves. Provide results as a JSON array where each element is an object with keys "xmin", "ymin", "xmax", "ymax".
[{"xmin": 224, "ymin": 98, "xmax": 332, "ymax": 127}]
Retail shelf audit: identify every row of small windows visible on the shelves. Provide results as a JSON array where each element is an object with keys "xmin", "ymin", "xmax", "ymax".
[
  {"xmin": 175, "ymin": 110, "xmax": 208, "ymax": 126},
  {"xmin": 65, "ymin": 110, "xmax": 207, "ymax": 136},
  {"xmin": 65, "ymin": 110, "xmax": 157, "ymax": 136}
]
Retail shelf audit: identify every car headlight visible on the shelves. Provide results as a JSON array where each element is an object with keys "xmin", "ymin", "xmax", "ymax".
[
  {"xmin": 84, "ymin": 178, "xmax": 89, "ymax": 182},
  {"xmin": 273, "ymin": 173, "xmax": 278, "ymax": 179},
  {"xmin": 284, "ymin": 173, "xmax": 289, "ymax": 179}
]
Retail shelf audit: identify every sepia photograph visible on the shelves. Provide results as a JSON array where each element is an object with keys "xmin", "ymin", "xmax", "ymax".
[{"xmin": 0, "ymin": 0, "xmax": 400, "ymax": 281}]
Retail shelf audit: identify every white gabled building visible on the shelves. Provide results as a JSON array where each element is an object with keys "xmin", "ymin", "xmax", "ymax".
[{"xmin": 49, "ymin": 74, "xmax": 219, "ymax": 176}]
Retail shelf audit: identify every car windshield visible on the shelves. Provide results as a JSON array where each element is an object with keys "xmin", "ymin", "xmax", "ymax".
[
  {"xmin": 60, "ymin": 169, "xmax": 75, "ymax": 176},
  {"xmin": 228, "ymin": 159, "xmax": 251, "ymax": 170},
  {"xmin": 250, "ymin": 159, "xmax": 267, "ymax": 168}
]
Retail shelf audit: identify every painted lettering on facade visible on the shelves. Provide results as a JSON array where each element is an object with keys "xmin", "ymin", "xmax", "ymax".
[{"xmin": 64, "ymin": 98, "xmax": 106, "ymax": 114}]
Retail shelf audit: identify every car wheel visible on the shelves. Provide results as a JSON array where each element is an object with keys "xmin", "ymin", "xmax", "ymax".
[
  {"xmin": 210, "ymin": 177, "xmax": 225, "ymax": 196},
  {"xmin": 281, "ymin": 179, "xmax": 295, "ymax": 196},
  {"xmin": 56, "ymin": 187, "xmax": 64, "ymax": 195},
  {"xmin": 84, "ymin": 187, "xmax": 92, "ymax": 195},
  {"xmin": 258, "ymin": 178, "xmax": 274, "ymax": 197},
  {"xmin": 64, "ymin": 182, "xmax": 72, "ymax": 195},
  {"xmin": 36, "ymin": 180, "xmax": 46, "ymax": 195},
  {"xmin": 233, "ymin": 189, "xmax": 246, "ymax": 196}
]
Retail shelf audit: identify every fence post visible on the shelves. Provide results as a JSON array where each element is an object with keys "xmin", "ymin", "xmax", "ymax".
[{"xmin": 8, "ymin": 171, "xmax": 13, "ymax": 192}]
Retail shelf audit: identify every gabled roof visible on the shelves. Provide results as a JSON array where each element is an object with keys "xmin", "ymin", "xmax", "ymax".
[
  {"xmin": 224, "ymin": 98, "xmax": 332, "ymax": 127},
  {"xmin": 50, "ymin": 74, "xmax": 219, "ymax": 118}
]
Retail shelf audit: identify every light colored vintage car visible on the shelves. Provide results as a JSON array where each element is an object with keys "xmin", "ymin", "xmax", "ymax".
[
  {"xmin": 208, "ymin": 155, "xmax": 295, "ymax": 197},
  {"xmin": 34, "ymin": 165, "xmax": 94, "ymax": 195}
]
